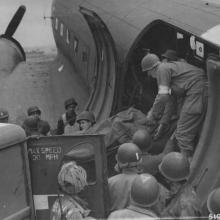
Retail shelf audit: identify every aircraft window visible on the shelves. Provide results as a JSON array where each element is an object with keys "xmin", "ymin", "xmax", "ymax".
[
  {"xmin": 73, "ymin": 37, "xmax": 79, "ymax": 53},
  {"xmin": 66, "ymin": 29, "xmax": 70, "ymax": 44},
  {"xmin": 55, "ymin": 18, "xmax": 59, "ymax": 30},
  {"xmin": 60, "ymin": 23, "xmax": 64, "ymax": 37}
]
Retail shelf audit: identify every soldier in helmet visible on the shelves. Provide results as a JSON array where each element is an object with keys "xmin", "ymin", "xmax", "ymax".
[
  {"xmin": 22, "ymin": 116, "xmax": 40, "ymax": 136},
  {"xmin": 0, "ymin": 108, "xmax": 9, "ymax": 123},
  {"xmin": 108, "ymin": 173, "xmax": 159, "ymax": 219},
  {"xmin": 50, "ymin": 161, "xmax": 93, "ymax": 220},
  {"xmin": 131, "ymin": 129, "xmax": 171, "ymax": 215},
  {"xmin": 156, "ymin": 49, "xmax": 186, "ymax": 140},
  {"xmin": 159, "ymin": 152, "xmax": 202, "ymax": 218},
  {"xmin": 207, "ymin": 188, "xmax": 220, "ymax": 215},
  {"xmin": 132, "ymin": 129, "xmax": 164, "ymax": 175},
  {"xmin": 141, "ymin": 53, "xmax": 208, "ymax": 158},
  {"xmin": 24, "ymin": 106, "xmax": 50, "ymax": 136},
  {"xmin": 76, "ymin": 111, "xmax": 96, "ymax": 134},
  {"xmin": 161, "ymin": 49, "xmax": 178, "ymax": 63},
  {"xmin": 108, "ymin": 143, "xmax": 142, "ymax": 212},
  {"xmin": 27, "ymin": 106, "xmax": 42, "ymax": 120},
  {"xmin": 38, "ymin": 120, "xmax": 51, "ymax": 136},
  {"xmin": 56, "ymin": 97, "xmax": 78, "ymax": 135}
]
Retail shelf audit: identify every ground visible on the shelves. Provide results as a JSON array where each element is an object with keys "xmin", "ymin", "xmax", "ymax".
[{"xmin": 0, "ymin": 46, "xmax": 89, "ymax": 129}]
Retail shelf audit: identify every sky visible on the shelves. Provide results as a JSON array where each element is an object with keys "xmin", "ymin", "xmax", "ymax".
[{"xmin": 0, "ymin": 0, "xmax": 55, "ymax": 48}]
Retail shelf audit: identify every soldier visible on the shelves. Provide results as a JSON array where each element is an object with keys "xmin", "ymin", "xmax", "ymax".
[
  {"xmin": 38, "ymin": 120, "xmax": 51, "ymax": 136},
  {"xmin": 108, "ymin": 173, "xmax": 159, "ymax": 219},
  {"xmin": 207, "ymin": 188, "xmax": 220, "ymax": 215},
  {"xmin": 0, "ymin": 108, "xmax": 9, "ymax": 123},
  {"xmin": 141, "ymin": 53, "xmax": 208, "ymax": 158},
  {"xmin": 76, "ymin": 111, "xmax": 96, "ymax": 134},
  {"xmin": 132, "ymin": 129, "xmax": 164, "ymax": 175},
  {"xmin": 50, "ymin": 161, "xmax": 93, "ymax": 220},
  {"xmin": 159, "ymin": 152, "xmax": 202, "ymax": 218},
  {"xmin": 22, "ymin": 116, "xmax": 40, "ymax": 136},
  {"xmin": 108, "ymin": 143, "xmax": 142, "ymax": 212},
  {"xmin": 56, "ymin": 97, "xmax": 78, "ymax": 135},
  {"xmin": 161, "ymin": 49, "xmax": 178, "ymax": 62},
  {"xmin": 25, "ymin": 106, "xmax": 50, "ymax": 136},
  {"xmin": 27, "ymin": 106, "xmax": 42, "ymax": 120}
]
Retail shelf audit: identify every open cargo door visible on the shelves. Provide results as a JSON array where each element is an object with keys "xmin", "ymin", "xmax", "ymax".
[
  {"xmin": 27, "ymin": 135, "xmax": 109, "ymax": 219},
  {"xmin": 80, "ymin": 7, "xmax": 118, "ymax": 121}
]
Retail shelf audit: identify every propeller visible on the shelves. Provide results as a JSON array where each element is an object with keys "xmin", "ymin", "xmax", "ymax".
[{"xmin": 4, "ymin": 5, "xmax": 26, "ymax": 38}]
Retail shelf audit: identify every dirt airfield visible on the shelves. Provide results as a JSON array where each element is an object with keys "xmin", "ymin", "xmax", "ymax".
[{"xmin": 0, "ymin": 46, "xmax": 89, "ymax": 129}]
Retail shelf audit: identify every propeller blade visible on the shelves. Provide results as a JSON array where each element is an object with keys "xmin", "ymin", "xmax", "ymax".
[{"xmin": 4, "ymin": 5, "xmax": 26, "ymax": 37}]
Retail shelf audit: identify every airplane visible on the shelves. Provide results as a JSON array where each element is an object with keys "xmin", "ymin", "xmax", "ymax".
[
  {"xmin": 50, "ymin": 0, "xmax": 220, "ymax": 216},
  {"xmin": 0, "ymin": 5, "xmax": 26, "ymax": 74},
  {"xmin": 1, "ymin": 0, "xmax": 220, "ymax": 219}
]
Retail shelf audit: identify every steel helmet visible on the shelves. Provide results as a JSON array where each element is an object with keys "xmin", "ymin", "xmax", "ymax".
[
  {"xmin": 76, "ymin": 111, "xmax": 96, "ymax": 124},
  {"xmin": 130, "ymin": 173, "xmax": 160, "ymax": 208},
  {"xmin": 162, "ymin": 49, "xmax": 178, "ymax": 61},
  {"xmin": 64, "ymin": 97, "xmax": 77, "ymax": 110},
  {"xmin": 207, "ymin": 188, "xmax": 220, "ymax": 214},
  {"xmin": 141, "ymin": 53, "xmax": 160, "ymax": 72},
  {"xmin": 132, "ymin": 129, "xmax": 151, "ymax": 151},
  {"xmin": 159, "ymin": 152, "xmax": 190, "ymax": 181},
  {"xmin": 0, "ymin": 108, "xmax": 9, "ymax": 119},
  {"xmin": 38, "ymin": 120, "xmax": 50, "ymax": 135},
  {"xmin": 58, "ymin": 161, "xmax": 87, "ymax": 194},
  {"xmin": 27, "ymin": 106, "xmax": 41, "ymax": 116},
  {"xmin": 116, "ymin": 143, "xmax": 142, "ymax": 168}
]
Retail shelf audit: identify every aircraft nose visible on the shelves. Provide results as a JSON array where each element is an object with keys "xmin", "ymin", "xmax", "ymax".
[
  {"xmin": 0, "ymin": 37, "xmax": 25, "ymax": 73},
  {"xmin": 0, "ymin": 5, "xmax": 26, "ymax": 73}
]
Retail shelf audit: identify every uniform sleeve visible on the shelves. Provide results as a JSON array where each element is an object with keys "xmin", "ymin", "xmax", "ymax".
[
  {"xmin": 150, "ymin": 64, "xmax": 172, "ymax": 121},
  {"xmin": 157, "ymin": 64, "xmax": 172, "ymax": 87},
  {"xmin": 179, "ymin": 190, "xmax": 202, "ymax": 218},
  {"xmin": 159, "ymin": 96, "xmax": 176, "ymax": 125},
  {"xmin": 151, "ymin": 94, "xmax": 171, "ymax": 121}
]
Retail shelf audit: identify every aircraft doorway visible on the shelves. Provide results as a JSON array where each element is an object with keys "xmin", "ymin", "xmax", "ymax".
[{"xmin": 80, "ymin": 7, "xmax": 117, "ymax": 122}]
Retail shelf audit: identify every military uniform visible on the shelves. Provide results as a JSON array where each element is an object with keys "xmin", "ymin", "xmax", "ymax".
[
  {"xmin": 140, "ymin": 153, "xmax": 163, "ymax": 175},
  {"xmin": 108, "ymin": 205, "xmax": 158, "ymax": 219},
  {"xmin": 50, "ymin": 162, "xmax": 92, "ymax": 220},
  {"xmin": 56, "ymin": 112, "xmax": 78, "ymax": 135},
  {"xmin": 38, "ymin": 120, "xmax": 50, "ymax": 135},
  {"xmin": 162, "ymin": 185, "xmax": 202, "ymax": 218},
  {"xmin": 151, "ymin": 61, "xmax": 208, "ymax": 153},
  {"xmin": 51, "ymin": 195, "xmax": 91, "ymax": 220},
  {"xmin": 56, "ymin": 98, "xmax": 78, "ymax": 135},
  {"xmin": 108, "ymin": 169, "xmax": 139, "ymax": 211}
]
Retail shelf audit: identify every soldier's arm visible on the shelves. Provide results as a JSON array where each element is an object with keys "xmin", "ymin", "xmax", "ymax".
[{"xmin": 151, "ymin": 64, "xmax": 172, "ymax": 121}]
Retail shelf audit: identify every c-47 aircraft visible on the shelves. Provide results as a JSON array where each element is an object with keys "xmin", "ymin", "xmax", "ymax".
[{"xmin": 1, "ymin": 0, "xmax": 220, "ymax": 219}]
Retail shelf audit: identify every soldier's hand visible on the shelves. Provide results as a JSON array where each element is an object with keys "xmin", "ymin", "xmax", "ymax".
[
  {"xmin": 153, "ymin": 123, "xmax": 169, "ymax": 140},
  {"xmin": 146, "ymin": 111, "xmax": 156, "ymax": 126}
]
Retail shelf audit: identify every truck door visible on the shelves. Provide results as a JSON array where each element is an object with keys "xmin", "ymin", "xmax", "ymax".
[
  {"xmin": 27, "ymin": 134, "xmax": 109, "ymax": 220},
  {"xmin": 0, "ymin": 124, "xmax": 34, "ymax": 220}
]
